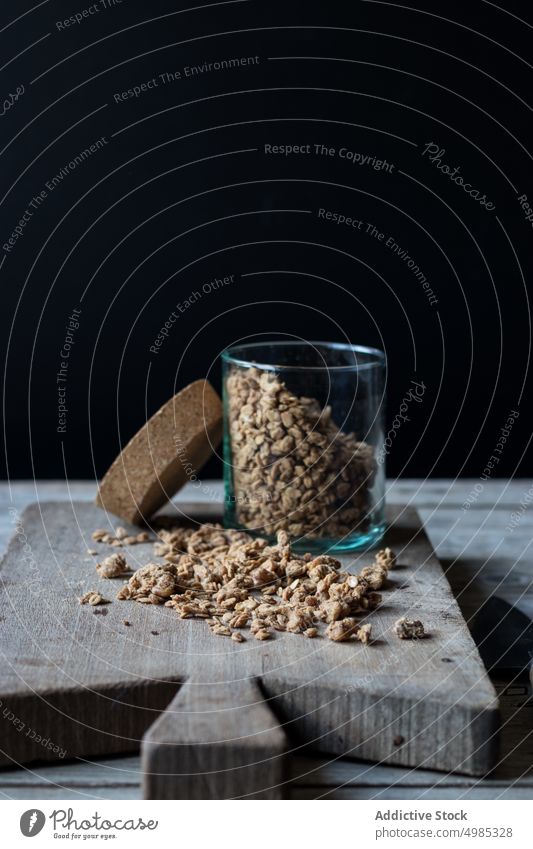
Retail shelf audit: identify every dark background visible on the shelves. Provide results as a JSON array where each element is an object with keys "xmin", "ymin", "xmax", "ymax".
[{"xmin": 1, "ymin": 0, "xmax": 531, "ymax": 482}]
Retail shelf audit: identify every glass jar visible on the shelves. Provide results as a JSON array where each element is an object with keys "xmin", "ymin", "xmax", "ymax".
[{"xmin": 222, "ymin": 341, "xmax": 386, "ymax": 553}]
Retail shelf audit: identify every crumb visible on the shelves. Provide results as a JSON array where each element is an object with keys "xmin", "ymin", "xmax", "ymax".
[
  {"xmin": 123, "ymin": 620, "xmax": 131, "ymax": 626},
  {"xmin": 359, "ymin": 565, "xmax": 388, "ymax": 590},
  {"xmin": 395, "ymin": 617, "xmax": 426, "ymax": 639},
  {"xmin": 151, "ymin": 630, "xmax": 159, "ymax": 636},
  {"xmin": 96, "ymin": 553, "xmax": 129, "ymax": 578},
  {"xmin": 393, "ymin": 735, "xmax": 405, "ymax": 746},
  {"xmin": 79, "ymin": 591, "xmax": 109, "ymax": 606},
  {"xmin": 326, "ymin": 617, "xmax": 359, "ymax": 642},
  {"xmin": 355, "ymin": 623, "xmax": 372, "ymax": 644},
  {"xmin": 375, "ymin": 547, "xmax": 396, "ymax": 570},
  {"xmin": 116, "ymin": 562, "xmax": 181, "ymax": 603},
  {"xmin": 92, "ymin": 526, "xmax": 149, "ymax": 547},
  {"xmin": 228, "ymin": 611, "xmax": 249, "ymax": 628}
]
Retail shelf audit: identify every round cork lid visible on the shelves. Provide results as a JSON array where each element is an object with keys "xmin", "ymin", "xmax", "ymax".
[{"xmin": 95, "ymin": 379, "xmax": 223, "ymax": 525}]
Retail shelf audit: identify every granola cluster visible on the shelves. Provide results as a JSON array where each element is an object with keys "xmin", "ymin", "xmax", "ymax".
[
  {"xmin": 115, "ymin": 522, "xmax": 398, "ymax": 643},
  {"xmin": 91, "ymin": 526, "xmax": 151, "ymax": 547},
  {"xmin": 78, "ymin": 590, "xmax": 109, "ymax": 606},
  {"xmin": 95, "ymin": 553, "xmax": 130, "ymax": 579},
  {"xmin": 225, "ymin": 367, "xmax": 376, "ymax": 539}
]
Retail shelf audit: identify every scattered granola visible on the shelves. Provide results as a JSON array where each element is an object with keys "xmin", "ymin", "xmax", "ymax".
[
  {"xmin": 395, "ymin": 617, "xmax": 426, "ymax": 640},
  {"xmin": 91, "ymin": 527, "xmax": 152, "ymax": 547},
  {"xmin": 212, "ymin": 623, "xmax": 232, "ymax": 637},
  {"xmin": 95, "ymin": 553, "xmax": 129, "ymax": 578},
  {"xmin": 225, "ymin": 367, "xmax": 376, "ymax": 539},
  {"xmin": 79, "ymin": 591, "xmax": 109, "ymax": 606},
  {"xmin": 111, "ymin": 518, "xmax": 398, "ymax": 646},
  {"xmin": 375, "ymin": 547, "xmax": 396, "ymax": 570}
]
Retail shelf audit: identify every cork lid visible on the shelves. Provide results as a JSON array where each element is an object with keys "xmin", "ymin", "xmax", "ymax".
[{"xmin": 95, "ymin": 379, "xmax": 223, "ymax": 525}]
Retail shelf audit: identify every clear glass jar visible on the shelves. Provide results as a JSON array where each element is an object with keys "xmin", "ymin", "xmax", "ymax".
[{"xmin": 222, "ymin": 341, "xmax": 386, "ymax": 553}]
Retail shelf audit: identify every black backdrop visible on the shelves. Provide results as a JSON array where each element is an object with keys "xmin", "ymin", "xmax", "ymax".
[{"xmin": 1, "ymin": 0, "xmax": 531, "ymax": 481}]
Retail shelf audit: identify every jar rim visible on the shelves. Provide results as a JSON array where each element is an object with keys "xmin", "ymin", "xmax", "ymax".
[{"xmin": 221, "ymin": 340, "xmax": 386, "ymax": 372}]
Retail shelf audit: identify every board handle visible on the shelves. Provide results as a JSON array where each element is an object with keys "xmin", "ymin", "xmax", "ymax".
[{"xmin": 141, "ymin": 677, "xmax": 288, "ymax": 799}]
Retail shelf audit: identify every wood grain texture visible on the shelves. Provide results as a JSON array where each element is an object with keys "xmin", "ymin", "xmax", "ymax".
[
  {"xmin": 0, "ymin": 498, "xmax": 499, "ymax": 788},
  {"xmin": 142, "ymin": 678, "xmax": 287, "ymax": 799}
]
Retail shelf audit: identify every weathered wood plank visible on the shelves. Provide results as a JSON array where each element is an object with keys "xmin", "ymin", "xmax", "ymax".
[
  {"xmin": 0, "ymin": 500, "xmax": 498, "ymax": 783},
  {"xmin": 287, "ymin": 787, "xmax": 533, "ymax": 800}
]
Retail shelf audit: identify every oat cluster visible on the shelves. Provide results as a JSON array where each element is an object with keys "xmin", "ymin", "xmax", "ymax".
[
  {"xmin": 395, "ymin": 617, "xmax": 426, "ymax": 640},
  {"xmin": 95, "ymin": 553, "xmax": 130, "ymax": 579},
  {"xmin": 225, "ymin": 367, "xmax": 376, "ymax": 539},
  {"xmin": 92, "ymin": 527, "xmax": 151, "ymax": 547},
  {"xmin": 115, "ymin": 522, "xmax": 398, "ymax": 643},
  {"xmin": 78, "ymin": 590, "xmax": 109, "ymax": 606}
]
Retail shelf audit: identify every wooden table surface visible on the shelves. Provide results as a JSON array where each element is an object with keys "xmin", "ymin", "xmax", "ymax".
[{"xmin": 1, "ymin": 479, "xmax": 532, "ymax": 800}]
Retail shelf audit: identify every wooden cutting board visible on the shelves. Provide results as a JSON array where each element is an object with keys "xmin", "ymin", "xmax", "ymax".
[{"xmin": 0, "ymin": 500, "xmax": 499, "ymax": 798}]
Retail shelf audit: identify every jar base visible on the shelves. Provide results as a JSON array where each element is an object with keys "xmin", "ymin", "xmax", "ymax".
[{"xmin": 223, "ymin": 506, "xmax": 386, "ymax": 556}]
